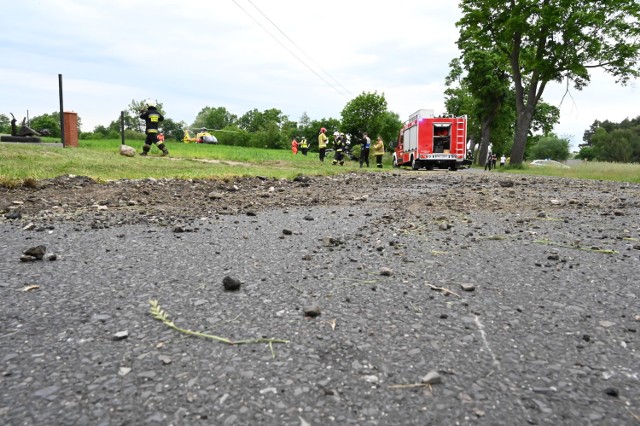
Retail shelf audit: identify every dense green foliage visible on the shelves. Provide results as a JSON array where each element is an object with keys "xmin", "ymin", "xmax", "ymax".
[
  {"xmin": 529, "ymin": 135, "xmax": 570, "ymax": 161},
  {"xmin": 578, "ymin": 116, "xmax": 640, "ymax": 163}
]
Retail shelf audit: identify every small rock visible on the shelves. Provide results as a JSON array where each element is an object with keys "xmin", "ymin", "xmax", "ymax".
[
  {"xmin": 303, "ymin": 305, "xmax": 321, "ymax": 318},
  {"xmin": 460, "ymin": 283, "xmax": 476, "ymax": 292},
  {"xmin": 282, "ymin": 229, "xmax": 293, "ymax": 235},
  {"xmin": 22, "ymin": 223, "xmax": 36, "ymax": 231},
  {"xmin": 19, "ymin": 255, "xmax": 37, "ymax": 262},
  {"xmin": 604, "ymin": 387, "xmax": 619, "ymax": 397},
  {"xmin": 112, "ymin": 330, "xmax": 129, "ymax": 341},
  {"xmin": 363, "ymin": 375, "xmax": 379, "ymax": 384},
  {"xmin": 5, "ymin": 212, "xmax": 22, "ymax": 220},
  {"xmin": 223, "ymin": 276, "xmax": 241, "ymax": 291},
  {"xmin": 420, "ymin": 370, "xmax": 442, "ymax": 385},
  {"xmin": 158, "ymin": 355, "xmax": 172, "ymax": 365},
  {"xmin": 322, "ymin": 236, "xmax": 335, "ymax": 246},
  {"xmin": 119, "ymin": 144, "xmax": 136, "ymax": 157},
  {"xmin": 379, "ymin": 267, "xmax": 393, "ymax": 276},
  {"xmin": 45, "ymin": 253, "xmax": 57, "ymax": 261},
  {"xmin": 23, "ymin": 245, "xmax": 46, "ymax": 260},
  {"xmin": 303, "ymin": 215, "xmax": 314, "ymax": 221}
]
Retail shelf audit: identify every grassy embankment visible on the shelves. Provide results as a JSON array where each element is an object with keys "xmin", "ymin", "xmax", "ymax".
[
  {"xmin": 500, "ymin": 161, "xmax": 640, "ymax": 183},
  {"xmin": 0, "ymin": 139, "xmax": 378, "ymax": 185},
  {"xmin": 1, "ymin": 139, "xmax": 639, "ymax": 184}
]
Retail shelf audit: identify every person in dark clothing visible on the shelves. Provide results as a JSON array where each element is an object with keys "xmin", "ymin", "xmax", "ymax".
[
  {"xmin": 332, "ymin": 133, "xmax": 346, "ymax": 166},
  {"xmin": 359, "ymin": 132, "xmax": 371, "ymax": 168},
  {"xmin": 140, "ymin": 100, "xmax": 168, "ymax": 156},
  {"xmin": 485, "ymin": 152, "xmax": 492, "ymax": 171}
]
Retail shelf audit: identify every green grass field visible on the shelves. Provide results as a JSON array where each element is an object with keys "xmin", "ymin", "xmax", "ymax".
[
  {"xmin": 0, "ymin": 139, "xmax": 383, "ymax": 185},
  {"xmin": 1, "ymin": 139, "xmax": 639, "ymax": 185}
]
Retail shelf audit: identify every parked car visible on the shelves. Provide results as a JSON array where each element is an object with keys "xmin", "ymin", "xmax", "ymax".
[{"xmin": 530, "ymin": 159, "xmax": 570, "ymax": 169}]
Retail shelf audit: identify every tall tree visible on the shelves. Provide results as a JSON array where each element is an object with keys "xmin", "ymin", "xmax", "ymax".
[
  {"xmin": 446, "ymin": 50, "xmax": 512, "ymax": 166},
  {"xmin": 193, "ymin": 106, "xmax": 237, "ymax": 130},
  {"xmin": 341, "ymin": 91, "xmax": 388, "ymax": 140},
  {"xmin": 0, "ymin": 113, "xmax": 11, "ymax": 134},
  {"xmin": 237, "ymin": 108, "xmax": 286, "ymax": 133},
  {"xmin": 457, "ymin": 0, "xmax": 640, "ymax": 165}
]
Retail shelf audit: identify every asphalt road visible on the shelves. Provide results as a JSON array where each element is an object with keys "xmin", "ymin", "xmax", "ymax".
[{"xmin": 0, "ymin": 172, "xmax": 639, "ymax": 425}]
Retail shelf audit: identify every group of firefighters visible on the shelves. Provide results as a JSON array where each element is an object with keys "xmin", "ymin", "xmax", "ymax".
[
  {"xmin": 138, "ymin": 98, "xmax": 386, "ymax": 167},
  {"xmin": 291, "ymin": 128, "xmax": 385, "ymax": 168}
]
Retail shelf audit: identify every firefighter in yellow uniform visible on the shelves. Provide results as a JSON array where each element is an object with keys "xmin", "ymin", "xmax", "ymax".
[
  {"xmin": 373, "ymin": 136, "xmax": 385, "ymax": 168},
  {"xmin": 318, "ymin": 127, "xmax": 328, "ymax": 162},
  {"xmin": 299, "ymin": 136, "xmax": 309, "ymax": 156}
]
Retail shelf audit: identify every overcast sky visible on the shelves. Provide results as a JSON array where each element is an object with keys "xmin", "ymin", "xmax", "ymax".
[{"xmin": 1, "ymin": 0, "xmax": 638, "ymax": 150}]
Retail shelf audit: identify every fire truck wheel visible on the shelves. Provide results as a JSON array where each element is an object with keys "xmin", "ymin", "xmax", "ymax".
[
  {"xmin": 411, "ymin": 157, "xmax": 420, "ymax": 170},
  {"xmin": 449, "ymin": 165, "xmax": 458, "ymax": 171}
]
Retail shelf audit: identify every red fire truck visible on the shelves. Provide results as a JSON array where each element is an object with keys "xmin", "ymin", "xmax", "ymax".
[{"xmin": 392, "ymin": 109, "xmax": 470, "ymax": 170}]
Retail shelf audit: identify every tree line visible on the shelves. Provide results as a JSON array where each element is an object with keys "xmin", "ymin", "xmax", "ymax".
[{"xmin": 578, "ymin": 117, "xmax": 640, "ymax": 163}]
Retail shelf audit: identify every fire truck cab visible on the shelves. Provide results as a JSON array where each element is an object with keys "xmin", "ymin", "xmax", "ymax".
[{"xmin": 392, "ymin": 109, "xmax": 469, "ymax": 171}]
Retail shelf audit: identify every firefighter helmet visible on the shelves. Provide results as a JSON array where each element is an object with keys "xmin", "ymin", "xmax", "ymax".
[
  {"xmin": 145, "ymin": 99, "xmax": 156, "ymax": 108},
  {"xmin": 320, "ymin": 127, "xmax": 326, "ymax": 133}
]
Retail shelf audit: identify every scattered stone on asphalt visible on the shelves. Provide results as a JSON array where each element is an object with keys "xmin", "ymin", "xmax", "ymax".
[
  {"xmin": 1, "ymin": 172, "xmax": 638, "ymax": 425},
  {"xmin": 420, "ymin": 371, "xmax": 442, "ymax": 385},
  {"xmin": 23, "ymin": 245, "xmax": 46, "ymax": 260},
  {"xmin": 303, "ymin": 305, "xmax": 321, "ymax": 318},
  {"xmin": 112, "ymin": 330, "xmax": 129, "ymax": 341},
  {"xmin": 379, "ymin": 267, "xmax": 393, "ymax": 276},
  {"xmin": 222, "ymin": 275, "xmax": 242, "ymax": 291},
  {"xmin": 604, "ymin": 388, "xmax": 619, "ymax": 397}
]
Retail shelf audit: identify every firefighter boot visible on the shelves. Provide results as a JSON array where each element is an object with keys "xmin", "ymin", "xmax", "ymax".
[
  {"xmin": 141, "ymin": 144, "xmax": 151, "ymax": 156},
  {"xmin": 158, "ymin": 143, "xmax": 169, "ymax": 157}
]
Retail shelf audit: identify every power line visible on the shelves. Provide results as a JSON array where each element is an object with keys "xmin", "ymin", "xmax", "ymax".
[
  {"xmin": 230, "ymin": 0, "xmax": 352, "ymax": 98},
  {"xmin": 245, "ymin": 0, "xmax": 354, "ymax": 97}
]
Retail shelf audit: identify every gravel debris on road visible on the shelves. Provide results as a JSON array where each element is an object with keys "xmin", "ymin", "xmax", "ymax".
[{"xmin": 1, "ymin": 171, "xmax": 639, "ymax": 425}]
